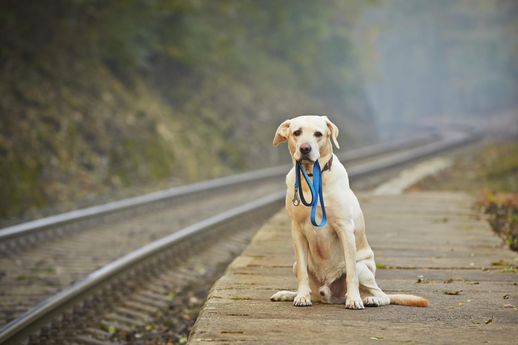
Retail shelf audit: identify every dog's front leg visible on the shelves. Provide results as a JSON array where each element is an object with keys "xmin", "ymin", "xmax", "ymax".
[
  {"xmin": 335, "ymin": 220, "xmax": 364, "ymax": 309},
  {"xmin": 291, "ymin": 221, "xmax": 312, "ymax": 306}
]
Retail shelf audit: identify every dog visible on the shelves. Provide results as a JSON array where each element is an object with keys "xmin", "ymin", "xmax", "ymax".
[{"xmin": 270, "ymin": 115, "xmax": 428, "ymax": 309}]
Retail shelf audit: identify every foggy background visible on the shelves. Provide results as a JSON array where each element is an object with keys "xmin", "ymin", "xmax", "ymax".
[
  {"xmin": 1, "ymin": 0, "xmax": 516, "ymax": 224},
  {"xmin": 357, "ymin": 0, "xmax": 517, "ymax": 137}
]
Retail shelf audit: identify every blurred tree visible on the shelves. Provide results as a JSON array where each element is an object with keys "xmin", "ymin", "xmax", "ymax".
[{"xmin": 0, "ymin": 0, "xmax": 377, "ymax": 223}]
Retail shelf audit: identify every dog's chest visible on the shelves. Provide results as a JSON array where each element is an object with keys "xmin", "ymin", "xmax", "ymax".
[
  {"xmin": 303, "ymin": 225, "xmax": 335, "ymax": 258},
  {"xmin": 301, "ymin": 224, "xmax": 346, "ymax": 282},
  {"xmin": 303, "ymin": 224, "xmax": 344, "ymax": 258},
  {"xmin": 289, "ymin": 200, "xmax": 314, "ymax": 222},
  {"xmin": 287, "ymin": 182, "xmax": 336, "ymax": 223}
]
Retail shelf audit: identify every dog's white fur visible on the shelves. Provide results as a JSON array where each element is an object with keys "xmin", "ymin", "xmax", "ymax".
[{"xmin": 270, "ymin": 115, "xmax": 428, "ymax": 309}]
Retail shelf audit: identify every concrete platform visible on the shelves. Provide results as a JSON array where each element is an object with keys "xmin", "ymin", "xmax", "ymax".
[{"xmin": 188, "ymin": 192, "xmax": 518, "ymax": 345}]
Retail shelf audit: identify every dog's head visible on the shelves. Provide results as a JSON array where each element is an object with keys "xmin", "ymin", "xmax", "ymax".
[{"xmin": 273, "ymin": 115, "xmax": 339, "ymax": 162}]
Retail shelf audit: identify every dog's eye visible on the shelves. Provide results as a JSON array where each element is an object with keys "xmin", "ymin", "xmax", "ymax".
[
  {"xmin": 293, "ymin": 129, "xmax": 302, "ymax": 136},
  {"xmin": 314, "ymin": 131, "xmax": 323, "ymax": 138}
]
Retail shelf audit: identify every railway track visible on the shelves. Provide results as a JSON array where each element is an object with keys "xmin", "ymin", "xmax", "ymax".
[
  {"xmin": 0, "ymin": 130, "xmax": 478, "ymax": 344},
  {"xmin": 0, "ymin": 133, "xmax": 435, "ymax": 326}
]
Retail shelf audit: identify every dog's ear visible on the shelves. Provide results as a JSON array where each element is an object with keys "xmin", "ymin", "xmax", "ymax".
[
  {"xmin": 323, "ymin": 115, "xmax": 340, "ymax": 149},
  {"xmin": 273, "ymin": 120, "xmax": 291, "ymax": 146}
]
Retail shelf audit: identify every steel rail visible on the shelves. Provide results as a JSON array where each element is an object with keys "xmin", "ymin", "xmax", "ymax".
[
  {"xmin": 347, "ymin": 130, "xmax": 479, "ymax": 177},
  {"xmin": 0, "ymin": 133, "xmax": 436, "ymax": 243},
  {"xmin": 0, "ymin": 192, "xmax": 284, "ymax": 344},
  {"xmin": 338, "ymin": 131, "xmax": 439, "ymax": 161},
  {"xmin": 0, "ymin": 129, "xmax": 479, "ymax": 344}
]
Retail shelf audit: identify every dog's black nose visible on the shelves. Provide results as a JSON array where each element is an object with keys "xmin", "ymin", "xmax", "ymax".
[{"xmin": 300, "ymin": 144, "xmax": 312, "ymax": 155}]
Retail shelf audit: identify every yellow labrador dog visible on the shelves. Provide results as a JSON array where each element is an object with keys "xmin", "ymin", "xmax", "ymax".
[{"xmin": 270, "ymin": 115, "xmax": 428, "ymax": 309}]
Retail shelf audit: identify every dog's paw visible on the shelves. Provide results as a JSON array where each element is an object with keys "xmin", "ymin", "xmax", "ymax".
[
  {"xmin": 270, "ymin": 291, "xmax": 297, "ymax": 302},
  {"xmin": 345, "ymin": 293, "xmax": 364, "ymax": 310},
  {"xmin": 293, "ymin": 294, "xmax": 312, "ymax": 307},
  {"xmin": 363, "ymin": 295, "xmax": 390, "ymax": 307}
]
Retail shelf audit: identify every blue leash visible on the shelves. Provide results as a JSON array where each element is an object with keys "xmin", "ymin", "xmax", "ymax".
[{"xmin": 293, "ymin": 161, "xmax": 327, "ymax": 227}]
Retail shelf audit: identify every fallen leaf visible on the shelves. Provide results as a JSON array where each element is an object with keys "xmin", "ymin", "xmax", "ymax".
[
  {"xmin": 498, "ymin": 267, "xmax": 518, "ymax": 273},
  {"xmin": 370, "ymin": 336, "xmax": 384, "ymax": 340},
  {"xmin": 491, "ymin": 260, "xmax": 511, "ymax": 266}
]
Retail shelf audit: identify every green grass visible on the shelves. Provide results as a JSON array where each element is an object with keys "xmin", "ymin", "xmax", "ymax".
[
  {"xmin": 411, "ymin": 139, "xmax": 518, "ymax": 252},
  {"xmin": 411, "ymin": 140, "xmax": 518, "ymax": 193}
]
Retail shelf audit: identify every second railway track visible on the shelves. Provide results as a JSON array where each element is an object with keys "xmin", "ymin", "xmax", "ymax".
[{"xmin": 0, "ymin": 130, "xmax": 478, "ymax": 344}]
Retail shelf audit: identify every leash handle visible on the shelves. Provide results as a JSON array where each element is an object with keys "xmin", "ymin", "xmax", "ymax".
[
  {"xmin": 295, "ymin": 161, "xmax": 315, "ymax": 206},
  {"xmin": 294, "ymin": 161, "xmax": 327, "ymax": 227}
]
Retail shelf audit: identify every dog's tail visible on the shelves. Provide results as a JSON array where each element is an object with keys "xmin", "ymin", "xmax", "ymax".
[{"xmin": 387, "ymin": 294, "xmax": 429, "ymax": 307}]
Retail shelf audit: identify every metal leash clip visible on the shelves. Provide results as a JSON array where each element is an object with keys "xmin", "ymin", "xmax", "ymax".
[{"xmin": 292, "ymin": 185, "xmax": 301, "ymax": 206}]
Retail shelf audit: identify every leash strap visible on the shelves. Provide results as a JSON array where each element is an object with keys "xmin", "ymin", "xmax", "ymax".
[
  {"xmin": 294, "ymin": 161, "xmax": 327, "ymax": 227},
  {"xmin": 295, "ymin": 162, "xmax": 314, "ymax": 206}
]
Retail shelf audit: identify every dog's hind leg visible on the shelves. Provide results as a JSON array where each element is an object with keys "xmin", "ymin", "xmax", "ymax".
[
  {"xmin": 271, "ymin": 261, "xmax": 302, "ymax": 302},
  {"xmin": 270, "ymin": 290, "xmax": 297, "ymax": 302},
  {"xmin": 358, "ymin": 262, "xmax": 390, "ymax": 307}
]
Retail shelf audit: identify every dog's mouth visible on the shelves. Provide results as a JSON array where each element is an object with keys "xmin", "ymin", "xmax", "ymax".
[{"xmin": 297, "ymin": 156, "xmax": 314, "ymax": 163}]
